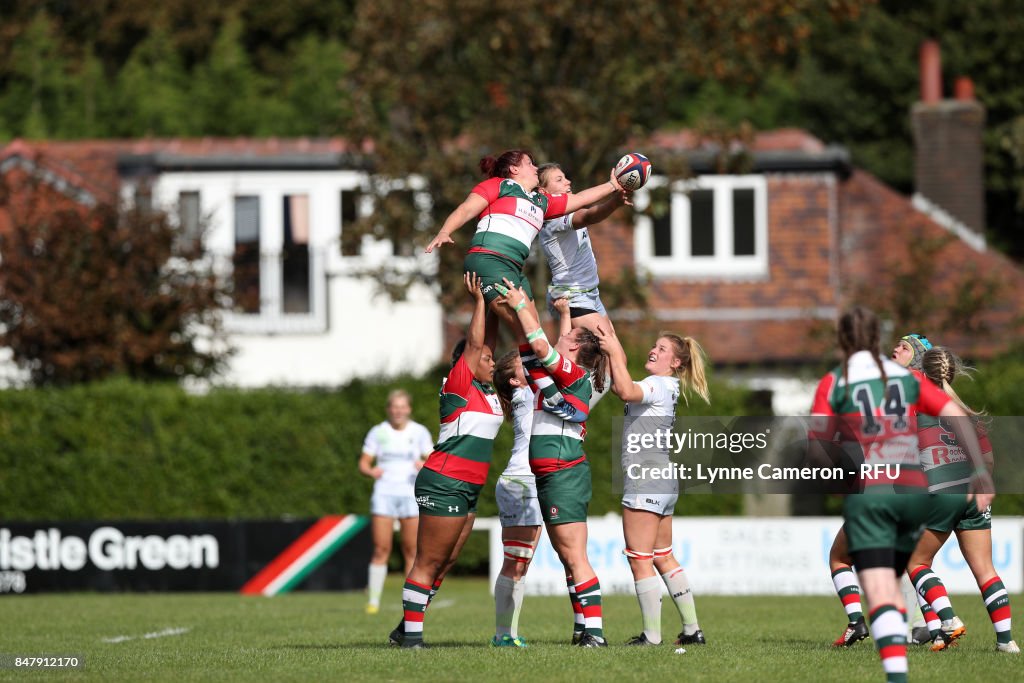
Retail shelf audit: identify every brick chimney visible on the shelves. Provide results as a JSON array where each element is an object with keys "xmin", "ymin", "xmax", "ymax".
[{"xmin": 911, "ymin": 40, "xmax": 986, "ymax": 235}]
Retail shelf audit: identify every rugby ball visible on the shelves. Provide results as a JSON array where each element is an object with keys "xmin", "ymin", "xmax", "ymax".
[{"xmin": 614, "ymin": 153, "xmax": 653, "ymax": 191}]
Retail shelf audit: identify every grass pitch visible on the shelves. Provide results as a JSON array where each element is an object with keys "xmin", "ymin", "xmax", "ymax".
[{"xmin": 0, "ymin": 577, "xmax": 1019, "ymax": 682}]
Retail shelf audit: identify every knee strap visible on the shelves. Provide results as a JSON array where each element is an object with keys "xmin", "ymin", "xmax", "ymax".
[
  {"xmin": 653, "ymin": 546, "xmax": 674, "ymax": 559},
  {"xmin": 623, "ymin": 547, "xmax": 655, "ymax": 561},
  {"xmin": 503, "ymin": 541, "xmax": 536, "ymax": 563}
]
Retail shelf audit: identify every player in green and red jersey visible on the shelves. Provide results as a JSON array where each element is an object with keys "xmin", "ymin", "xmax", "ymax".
[
  {"xmin": 393, "ymin": 272, "xmax": 505, "ymax": 649},
  {"xmin": 808, "ymin": 307, "xmax": 994, "ymax": 683},
  {"xmin": 906, "ymin": 347, "xmax": 1017, "ymax": 653},
  {"xmin": 499, "ymin": 277, "xmax": 612, "ymax": 648},
  {"xmin": 829, "ymin": 332, "xmax": 937, "ymax": 649},
  {"xmin": 424, "ymin": 150, "xmax": 623, "ymax": 343}
]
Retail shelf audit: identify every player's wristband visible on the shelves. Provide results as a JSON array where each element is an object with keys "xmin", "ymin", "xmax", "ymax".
[
  {"xmin": 541, "ymin": 347, "xmax": 558, "ymax": 366},
  {"xmin": 526, "ymin": 328, "xmax": 546, "ymax": 342},
  {"xmin": 514, "ymin": 300, "xmax": 526, "ymax": 312},
  {"xmin": 973, "ymin": 466, "xmax": 990, "ymax": 477}
]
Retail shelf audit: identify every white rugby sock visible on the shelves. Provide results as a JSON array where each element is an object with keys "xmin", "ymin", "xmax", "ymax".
[
  {"xmin": 662, "ymin": 567, "xmax": 699, "ymax": 634},
  {"xmin": 367, "ymin": 562, "xmax": 387, "ymax": 608},
  {"xmin": 494, "ymin": 575, "xmax": 515, "ymax": 637},
  {"xmin": 635, "ymin": 576, "xmax": 663, "ymax": 644},
  {"xmin": 510, "ymin": 578, "xmax": 527, "ymax": 638}
]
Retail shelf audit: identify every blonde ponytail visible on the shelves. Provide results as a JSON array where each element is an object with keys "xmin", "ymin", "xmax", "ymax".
[{"xmin": 661, "ymin": 332, "xmax": 711, "ymax": 406}]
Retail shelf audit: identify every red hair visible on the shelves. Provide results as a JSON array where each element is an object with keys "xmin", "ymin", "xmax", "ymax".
[{"xmin": 479, "ymin": 149, "xmax": 533, "ymax": 178}]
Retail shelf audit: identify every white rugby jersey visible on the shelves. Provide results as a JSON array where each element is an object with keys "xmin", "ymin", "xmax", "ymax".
[
  {"xmin": 362, "ymin": 421, "xmax": 434, "ymax": 497},
  {"xmin": 500, "ymin": 386, "xmax": 535, "ymax": 478},
  {"xmin": 540, "ymin": 213, "xmax": 600, "ymax": 291},
  {"xmin": 623, "ymin": 375, "xmax": 680, "ymax": 460}
]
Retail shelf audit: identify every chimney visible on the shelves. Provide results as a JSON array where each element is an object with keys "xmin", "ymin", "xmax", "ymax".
[{"xmin": 911, "ymin": 40, "xmax": 986, "ymax": 235}]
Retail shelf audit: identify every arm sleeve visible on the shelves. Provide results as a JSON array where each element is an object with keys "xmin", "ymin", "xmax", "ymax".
[
  {"xmin": 471, "ymin": 177, "xmax": 501, "ymax": 204},
  {"xmin": 807, "ymin": 374, "xmax": 838, "ymax": 440},
  {"xmin": 418, "ymin": 424, "xmax": 435, "ymax": 455},
  {"xmin": 361, "ymin": 426, "xmax": 380, "ymax": 457},
  {"xmin": 916, "ymin": 375, "xmax": 952, "ymax": 416},
  {"xmin": 544, "ymin": 214, "xmax": 575, "ymax": 234},
  {"xmin": 633, "ymin": 379, "xmax": 663, "ymax": 406},
  {"xmin": 442, "ymin": 354, "xmax": 475, "ymax": 400},
  {"xmin": 543, "ymin": 192, "xmax": 570, "ymax": 219}
]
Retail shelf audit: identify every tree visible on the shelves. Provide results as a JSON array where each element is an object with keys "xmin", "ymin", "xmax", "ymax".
[
  {"xmin": 787, "ymin": 0, "xmax": 1024, "ymax": 258},
  {"xmin": 278, "ymin": 35, "xmax": 353, "ymax": 136},
  {"xmin": 0, "ymin": 12, "xmax": 69, "ymax": 139},
  {"xmin": 0, "ymin": 167, "xmax": 234, "ymax": 386},
  {"xmin": 114, "ymin": 26, "xmax": 193, "ymax": 136},
  {"xmin": 345, "ymin": 0, "xmax": 866, "ymax": 308},
  {"xmin": 190, "ymin": 14, "xmax": 272, "ymax": 136}
]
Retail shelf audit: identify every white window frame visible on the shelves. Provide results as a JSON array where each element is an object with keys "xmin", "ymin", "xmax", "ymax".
[
  {"xmin": 150, "ymin": 170, "xmax": 436, "ymax": 336},
  {"xmin": 633, "ymin": 175, "xmax": 768, "ymax": 278},
  {"xmin": 224, "ymin": 190, "xmax": 328, "ymax": 334}
]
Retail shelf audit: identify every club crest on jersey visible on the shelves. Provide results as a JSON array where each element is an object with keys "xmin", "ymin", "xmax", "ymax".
[{"xmin": 562, "ymin": 359, "xmax": 571, "ymax": 374}]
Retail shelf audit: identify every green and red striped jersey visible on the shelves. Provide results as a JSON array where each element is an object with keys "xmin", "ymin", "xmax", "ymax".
[
  {"xmin": 917, "ymin": 415, "xmax": 992, "ymax": 493},
  {"xmin": 809, "ymin": 351, "xmax": 950, "ymax": 489},
  {"xmin": 468, "ymin": 177, "xmax": 569, "ymax": 267},
  {"xmin": 423, "ymin": 354, "xmax": 504, "ymax": 485},
  {"xmin": 525, "ymin": 349, "xmax": 593, "ymax": 475}
]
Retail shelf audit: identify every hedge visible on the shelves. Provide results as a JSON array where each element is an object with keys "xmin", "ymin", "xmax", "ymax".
[
  {"xmin": 0, "ymin": 367, "xmax": 766, "ymax": 521},
  {"xmin": 8, "ymin": 352, "xmax": 1020, "ymax": 573}
]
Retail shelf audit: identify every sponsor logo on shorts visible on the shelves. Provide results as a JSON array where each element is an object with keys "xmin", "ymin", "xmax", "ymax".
[
  {"xmin": 416, "ymin": 495, "xmax": 435, "ymax": 508},
  {"xmin": 645, "ymin": 498, "xmax": 658, "ymax": 505},
  {"xmin": 549, "ymin": 505, "xmax": 559, "ymax": 520}
]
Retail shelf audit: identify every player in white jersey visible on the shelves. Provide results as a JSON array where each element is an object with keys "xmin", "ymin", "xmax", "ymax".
[
  {"xmin": 598, "ymin": 328, "xmax": 711, "ymax": 647},
  {"xmin": 537, "ymin": 163, "xmax": 628, "ymax": 335},
  {"xmin": 486, "ymin": 296, "xmax": 574, "ymax": 647},
  {"xmin": 358, "ymin": 389, "xmax": 434, "ymax": 615}
]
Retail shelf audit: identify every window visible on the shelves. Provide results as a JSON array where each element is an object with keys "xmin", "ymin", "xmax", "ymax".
[
  {"xmin": 177, "ymin": 191, "xmax": 201, "ymax": 252},
  {"xmin": 339, "ymin": 183, "xmax": 430, "ymax": 259},
  {"xmin": 340, "ymin": 188, "xmax": 363, "ymax": 257},
  {"xmin": 634, "ymin": 175, "xmax": 768, "ymax": 278},
  {"xmin": 233, "ymin": 196, "xmax": 261, "ymax": 314},
  {"xmin": 282, "ymin": 194, "xmax": 311, "ymax": 314},
  {"xmin": 226, "ymin": 193, "xmax": 326, "ymax": 333}
]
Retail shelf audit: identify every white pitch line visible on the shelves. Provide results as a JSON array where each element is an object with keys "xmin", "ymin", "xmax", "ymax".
[{"xmin": 103, "ymin": 627, "xmax": 190, "ymax": 644}]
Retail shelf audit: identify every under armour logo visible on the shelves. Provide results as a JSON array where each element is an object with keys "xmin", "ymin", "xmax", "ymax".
[{"xmin": 448, "ymin": 505, "xmax": 460, "ymax": 512}]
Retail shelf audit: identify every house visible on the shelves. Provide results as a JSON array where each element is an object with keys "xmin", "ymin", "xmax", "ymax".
[
  {"xmin": 579, "ymin": 45, "xmax": 1024, "ymax": 412},
  {"xmin": 0, "ymin": 138, "xmax": 443, "ymax": 387},
  {"xmin": 2, "ymin": 47, "xmax": 1020, "ymax": 399}
]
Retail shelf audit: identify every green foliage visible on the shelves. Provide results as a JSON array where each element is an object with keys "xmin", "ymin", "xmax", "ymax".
[
  {"xmin": 114, "ymin": 26, "xmax": 192, "ymax": 136},
  {"xmin": 344, "ymin": 0, "xmax": 863, "ymax": 304},
  {"xmin": 0, "ymin": 373, "xmax": 764, "ymax": 521}
]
